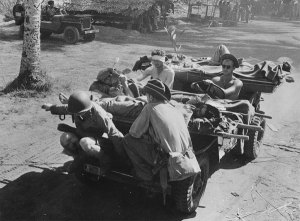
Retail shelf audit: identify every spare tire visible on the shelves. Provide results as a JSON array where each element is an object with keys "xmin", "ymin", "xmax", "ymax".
[{"xmin": 13, "ymin": 4, "xmax": 24, "ymax": 25}]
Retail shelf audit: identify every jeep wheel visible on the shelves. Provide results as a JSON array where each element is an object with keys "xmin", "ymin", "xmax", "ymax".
[
  {"xmin": 41, "ymin": 31, "xmax": 52, "ymax": 39},
  {"xmin": 63, "ymin": 26, "xmax": 79, "ymax": 44},
  {"xmin": 171, "ymin": 154, "xmax": 209, "ymax": 214},
  {"xmin": 244, "ymin": 117, "xmax": 265, "ymax": 160}
]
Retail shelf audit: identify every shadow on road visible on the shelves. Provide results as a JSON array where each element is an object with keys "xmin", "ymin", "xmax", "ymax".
[
  {"xmin": 0, "ymin": 167, "xmax": 197, "ymax": 221},
  {"xmin": 218, "ymin": 152, "xmax": 249, "ymax": 170}
]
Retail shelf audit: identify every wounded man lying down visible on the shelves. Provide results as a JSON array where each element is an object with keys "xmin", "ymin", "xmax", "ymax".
[
  {"xmin": 59, "ymin": 91, "xmax": 254, "ymax": 134},
  {"xmin": 94, "ymin": 94, "xmax": 193, "ymax": 124},
  {"xmin": 94, "ymin": 93, "xmax": 255, "ymax": 135}
]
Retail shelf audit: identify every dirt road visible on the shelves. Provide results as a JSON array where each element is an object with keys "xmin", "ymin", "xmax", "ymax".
[{"xmin": 0, "ymin": 16, "xmax": 299, "ymax": 221}]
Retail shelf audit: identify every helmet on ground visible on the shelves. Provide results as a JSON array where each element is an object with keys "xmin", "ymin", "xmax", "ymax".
[{"xmin": 67, "ymin": 91, "xmax": 93, "ymax": 114}]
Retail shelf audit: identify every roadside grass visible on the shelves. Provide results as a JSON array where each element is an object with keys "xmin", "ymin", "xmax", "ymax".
[
  {"xmin": 1, "ymin": 72, "xmax": 75, "ymax": 100},
  {"xmin": 2, "ymin": 69, "xmax": 54, "ymax": 97},
  {"xmin": 0, "ymin": 0, "xmax": 15, "ymax": 21}
]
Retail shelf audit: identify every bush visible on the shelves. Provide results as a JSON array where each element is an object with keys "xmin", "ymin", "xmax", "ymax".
[{"xmin": 0, "ymin": 0, "xmax": 15, "ymax": 22}]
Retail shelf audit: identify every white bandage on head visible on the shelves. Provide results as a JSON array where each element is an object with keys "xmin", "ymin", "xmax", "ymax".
[{"xmin": 151, "ymin": 55, "xmax": 165, "ymax": 62}]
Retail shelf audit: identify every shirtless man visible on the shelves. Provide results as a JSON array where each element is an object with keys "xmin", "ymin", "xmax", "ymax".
[
  {"xmin": 205, "ymin": 53, "xmax": 243, "ymax": 100},
  {"xmin": 137, "ymin": 49, "xmax": 175, "ymax": 89}
]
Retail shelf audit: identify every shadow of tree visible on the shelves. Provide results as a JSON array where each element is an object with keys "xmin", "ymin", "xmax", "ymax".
[
  {"xmin": 0, "ymin": 29, "xmax": 21, "ymax": 42},
  {"xmin": 0, "ymin": 168, "xmax": 196, "ymax": 221},
  {"xmin": 40, "ymin": 36, "xmax": 66, "ymax": 52},
  {"xmin": 92, "ymin": 20, "xmax": 300, "ymax": 63},
  {"xmin": 0, "ymin": 31, "xmax": 66, "ymax": 52}
]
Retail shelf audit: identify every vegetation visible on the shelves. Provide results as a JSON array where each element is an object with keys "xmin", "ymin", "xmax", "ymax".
[
  {"xmin": 2, "ymin": 0, "xmax": 53, "ymax": 96},
  {"xmin": 65, "ymin": 0, "xmax": 156, "ymax": 17},
  {"xmin": 3, "ymin": 70, "xmax": 54, "ymax": 94},
  {"xmin": 0, "ymin": 0, "xmax": 15, "ymax": 21}
]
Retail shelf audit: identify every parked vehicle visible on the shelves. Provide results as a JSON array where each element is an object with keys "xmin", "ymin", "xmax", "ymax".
[
  {"xmin": 13, "ymin": 3, "xmax": 99, "ymax": 44},
  {"xmin": 51, "ymin": 54, "xmax": 291, "ymax": 213},
  {"xmin": 40, "ymin": 14, "xmax": 99, "ymax": 44},
  {"xmin": 58, "ymin": 76, "xmax": 272, "ymax": 214},
  {"xmin": 12, "ymin": 3, "xmax": 25, "ymax": 25}
]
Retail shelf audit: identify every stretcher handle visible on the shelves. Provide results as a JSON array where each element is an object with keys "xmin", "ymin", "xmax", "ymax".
[
  {"xmin": 221, "ymin": 110, "xmax": 272, "ymax": 119},
  {"xmin": 216, "ymin": 132, "xmax": 249, "ymax": 140},
  {"xmin": 254, "ymin": 112, "xmax": 272, "ymax": 119},
  {"xmin": 237, "ymin": 123, "xmax": 264, "ymax": 132}
]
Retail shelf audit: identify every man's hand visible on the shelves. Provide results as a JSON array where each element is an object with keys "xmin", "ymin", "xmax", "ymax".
[
  {"xmin": 59, "ymin": 92, "xmax": 68, "ymax": 104},
  {"xmin": 119, "ymin": 74, "xmax": 128, "ymax": 86},
  {"xmin": 41, "ymin": 103, "xmax": 53, "ymax": 111}
]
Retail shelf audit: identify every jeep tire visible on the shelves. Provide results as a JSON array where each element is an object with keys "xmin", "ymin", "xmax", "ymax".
[
  {"xmin": 171, "ymin": 154, "xmax": 209, "ymax": 214},
  {"xmin": 63, "ymin": 26, "xmax": 79, "ymax": 44},
  {"xmin": 244, "ymin": 117, "xmax": 266, "ymax": 160}
]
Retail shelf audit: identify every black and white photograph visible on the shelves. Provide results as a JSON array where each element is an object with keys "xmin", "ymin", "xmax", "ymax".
[{"xmin": 0, "ymin": 0, "xmax": 299, "ymax": 220}]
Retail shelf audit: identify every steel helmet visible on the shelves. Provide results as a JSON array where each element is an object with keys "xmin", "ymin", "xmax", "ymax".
[{"xmin": 67, "ymin": 91, "xmax": 93, "ymax": 114}]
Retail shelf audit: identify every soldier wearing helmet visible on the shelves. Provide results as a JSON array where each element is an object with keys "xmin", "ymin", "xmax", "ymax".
[{"xmin": 42, "ymin": 91, "xmax": 125, "ymax": 159}]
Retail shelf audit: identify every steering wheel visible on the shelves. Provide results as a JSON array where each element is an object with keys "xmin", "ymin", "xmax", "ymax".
[{"xmin": 191, "ymin": 81, "xmax": 225, "ymax": 99}]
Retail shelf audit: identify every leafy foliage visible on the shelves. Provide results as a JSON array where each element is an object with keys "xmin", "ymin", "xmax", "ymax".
[
  {"xmin": 0, "ymin": 0, "xmax": 15, "ymax": 21},
  {"xmin": 64, "ymin": 0, "xmax": 156, "ymax": 17}
]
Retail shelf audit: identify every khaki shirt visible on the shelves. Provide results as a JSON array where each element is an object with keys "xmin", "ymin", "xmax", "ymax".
[{"xmin": 129, "ymin": 102, "xmax": 193, "ymax": 154}]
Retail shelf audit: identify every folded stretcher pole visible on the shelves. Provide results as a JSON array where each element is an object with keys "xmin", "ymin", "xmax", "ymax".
[
  {"xmin": 220, "ymin": 110, "xmax": 272, "ymax": 119},
  {"xmin": 216, "ymin": 132, "xmax": 249, "ymax": 140},
  {"xmin": 236, "ymin": 123, "xmax": 264, "ymax": 132},
  {"xmin": 254, "ymin": 112, "xmax": 272, "ymax": 119}
]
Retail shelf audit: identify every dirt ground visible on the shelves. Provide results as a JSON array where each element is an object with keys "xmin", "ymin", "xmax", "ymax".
[{"xmin": 0, "ymin": 13, "xmax": 300, "ymax": 221}]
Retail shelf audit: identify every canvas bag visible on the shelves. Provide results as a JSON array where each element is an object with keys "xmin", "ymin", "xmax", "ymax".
[{"xmin": 168, "ymin": 149, "xmax": 201, "ymax": 181}]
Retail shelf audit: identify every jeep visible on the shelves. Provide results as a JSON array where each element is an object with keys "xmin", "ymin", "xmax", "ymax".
[
  {"xmin": 14, "ymin": 4, "xmax": 99, "ymax": 44},
  {"xmin": 40, "ymin": 14, "xmax": 99, "ymax": 44}
]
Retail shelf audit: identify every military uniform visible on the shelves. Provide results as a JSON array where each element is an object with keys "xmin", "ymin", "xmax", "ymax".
[{"xmin": 50, "ymin": 101, "xmax": 124, "ymax": 156}]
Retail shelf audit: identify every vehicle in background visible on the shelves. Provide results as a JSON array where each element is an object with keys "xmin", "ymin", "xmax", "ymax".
[{"xmin": 13, "ymin": 3, "xmax": 99, "ymax": 44}]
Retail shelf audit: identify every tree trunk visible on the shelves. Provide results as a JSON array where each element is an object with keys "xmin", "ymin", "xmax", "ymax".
[
  {"xmin": 9, "ymin": 0, "xmax": 47, "ymax": 91},
  {"xmin": 20, "ymin": 0, "xmax": 41, "ymax": 74}
]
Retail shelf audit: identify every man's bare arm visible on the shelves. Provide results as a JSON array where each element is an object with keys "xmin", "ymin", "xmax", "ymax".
[
  {"xmin": 211, "ymin": 77, "xmax": 243, "ymax": 100},
  {"xmin": 119, "ymin": 74, "xmax": 134, "ymax": 97},
  {"xmin": 222, "ymin": 79, "xmax": 243, "ymax": 100}
]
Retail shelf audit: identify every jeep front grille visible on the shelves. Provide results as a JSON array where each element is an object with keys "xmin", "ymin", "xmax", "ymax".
[{"xmin": 82, "ymin": 18, "xmax": 91, "ymax": 30}]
